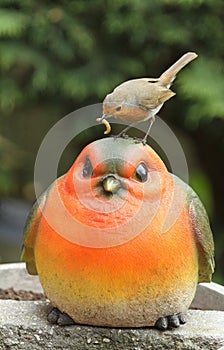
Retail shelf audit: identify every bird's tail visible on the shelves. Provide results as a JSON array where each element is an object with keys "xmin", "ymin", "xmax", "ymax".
[{"xmin": 159, "ymin": 52, "xmax": 198, "ymax": 86}]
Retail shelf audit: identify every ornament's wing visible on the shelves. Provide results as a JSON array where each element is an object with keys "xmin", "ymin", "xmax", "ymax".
[
  {"xmin": 188, "ymin": 188, "xmax": 215, "ymax": 282},
  {"xmin": 171, "ymin": 174, "xmax": 215, "ymax": 282},
  {"xmin": 21, "ymin": 188, "xmax": 49, "ymax": 275}
]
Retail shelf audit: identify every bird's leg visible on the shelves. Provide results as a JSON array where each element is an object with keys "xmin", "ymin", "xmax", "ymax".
[
  {"xmin": 113, "ymin": 123, "xmax": 135, "ymax": 139},
  {"xmin": 47, "ymin": 307, "xmax": 75, "ymax": 326},
  {"xmin": 154, "ymin": 313, "xmax": 186, "ymax": 330},
  {"xmin": 141, "ymin": 116, "xmax": 155, "ymax": 145}
]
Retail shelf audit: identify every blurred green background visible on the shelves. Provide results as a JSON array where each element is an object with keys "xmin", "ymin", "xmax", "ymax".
[{"xmin": 0, "ymin": 0, "xmax": 223, "ymax": 284}]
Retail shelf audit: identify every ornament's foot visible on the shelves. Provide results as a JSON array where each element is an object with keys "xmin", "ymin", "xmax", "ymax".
[
  {"xmin": 47, "ymin": 307, "xmax": 75, "ymax": 326},
  {"xmin": 154, "ymin": 313, "xmax": 186, "ymax": 330}
]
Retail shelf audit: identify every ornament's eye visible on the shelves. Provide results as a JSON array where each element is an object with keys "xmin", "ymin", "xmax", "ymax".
[
  {"xmin": 134, "ymin": 162, "xmax": 148, "ymax": 182},
  {"xmin": 115, "ymin": 106, "xmax": 122, "ymax": 111},
  {"xmin": 82, "ymin": 157, "xmax": 93, "ymax": 178}
]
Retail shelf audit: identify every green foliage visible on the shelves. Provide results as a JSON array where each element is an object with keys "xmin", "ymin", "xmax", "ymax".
[
  {"xmin": 0, "ymin": 0, "xmax": 223, "ymax": 120},
  {"xmin": 189, "ymin": 170, "xmax": 213, "ymax": 216},
  {"xmin": 0, "ymin": 8, "xmax": 28, "ymax": 37},
  {"xmin": 179, "ymin": 58, "xmax": 224, "ymax": 127},
  {"xmin": 0, "ymin": 135, "xmax": 28, "ymax": 195}
]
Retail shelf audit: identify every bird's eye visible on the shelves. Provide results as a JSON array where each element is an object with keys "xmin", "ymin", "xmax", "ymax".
[
  {"xmin": 82, "ymin": 157, "xmax": 93, "ymax": 178},
  {"xmin": 134, "ymin": 162, "xmax": 148, "ymax": 182},
  {"xmin": 115, "ymin": 106, "xmax": 122, "ymax": 111}
]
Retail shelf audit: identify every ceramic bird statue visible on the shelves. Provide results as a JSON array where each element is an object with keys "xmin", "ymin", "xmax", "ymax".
[
  {"xmin": 21, "ymin": 137, "xmax": 214, "ymax": 330},
  {"xmin": 97, "ymin": 52, "xmax": 198, "ymax": 144}
]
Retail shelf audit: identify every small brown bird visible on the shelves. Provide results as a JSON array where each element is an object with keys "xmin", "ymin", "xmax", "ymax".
[{"xmin": 97, "ymin": 52, "xmax": 198, "ymax": 144}]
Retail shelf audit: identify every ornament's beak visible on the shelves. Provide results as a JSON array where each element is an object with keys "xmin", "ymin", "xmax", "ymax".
[{"xmin": 102, "ymin": 175, "xmax": 121, "ymax": 194}]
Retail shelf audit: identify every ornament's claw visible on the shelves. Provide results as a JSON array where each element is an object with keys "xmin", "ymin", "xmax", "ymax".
[
  {"xmin": 47, "ymin": 307, "xmax": 75, "ymax": 326},
  {"xmin": 47, "ymin": 307, "xmax": 60, "ymax": 324},
  {"xmin": 154, "ymin": 316, "xmax": 168, "ymax": 330},
  {"xmin": 168, "ymin": 314, "xmax": 180, "ymax": 328},
  {"xmin": 178, "ymin": 313, "xmax": 187, "ymax": 325},
  {"xmin": 154, "ymin": 313, "xmax": 186, "ymax": 330}
]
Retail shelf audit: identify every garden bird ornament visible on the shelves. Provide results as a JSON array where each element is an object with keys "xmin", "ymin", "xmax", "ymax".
[{"xmin": 21, "ymin": 137, "xmax": 214, "ymax": 330}]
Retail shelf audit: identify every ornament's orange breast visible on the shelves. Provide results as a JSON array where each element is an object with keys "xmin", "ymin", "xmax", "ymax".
[{"xmin": 34, "ymin": 197, "xmax": 198, "ymax": 327}]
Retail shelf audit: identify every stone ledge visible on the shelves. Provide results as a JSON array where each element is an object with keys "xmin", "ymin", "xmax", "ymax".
[
  {"xmin": 1, "ymin": 263, "xmax": 224, "ymax": 350},
  {"xmin": 0, "ymin": 262, "xmax": 43, "ymax": 293},
  {"xmin": 190, "ymin": 282, "xmax": 224, "ymax": 311}
]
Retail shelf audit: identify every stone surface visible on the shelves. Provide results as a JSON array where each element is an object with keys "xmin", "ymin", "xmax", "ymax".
[{"xmin": 0, "ymin": 300, "xmax": 224, "ymax": 350}]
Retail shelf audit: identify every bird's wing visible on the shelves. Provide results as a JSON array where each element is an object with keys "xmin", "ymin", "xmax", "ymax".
[
  {"xmin": 171, "ymin": 174, "xmax": 215, "ymax": 282},
  {"xmin": 21, "ymin": 186, "xmax": 51, "ymax": 275},
  {"xmin": 138, "ymin": 85, "xmax": 175, "ymax": 110},
  {"xmin": 111, "ymin": 79, "xmax": 175, "ymax": 109}
]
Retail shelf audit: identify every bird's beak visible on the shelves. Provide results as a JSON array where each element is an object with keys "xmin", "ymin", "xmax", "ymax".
[
  {"xmin": 102, "ymin": 176, "xmax": 121, "ymax": 194},
  {"xmin": 97, "ymin": 114, "xmax": 107, "ymax": 122}
]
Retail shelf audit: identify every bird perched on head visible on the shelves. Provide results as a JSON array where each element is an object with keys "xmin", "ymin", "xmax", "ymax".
[
  {"xmin": 21, "ymin": 137, "xmax": 214, "ymax": 330},
  {"xmin": 97, "ymin": 52, "xmax": 198, "ymax": 144}
]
